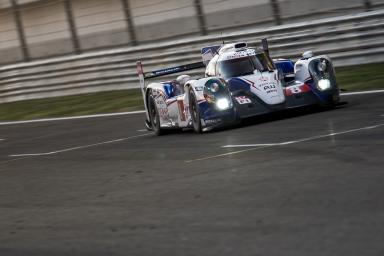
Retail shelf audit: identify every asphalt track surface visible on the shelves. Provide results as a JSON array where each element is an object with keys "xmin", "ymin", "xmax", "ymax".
[{"xmin": 0, "ymin": 93, "xmax": 383, "ymax": 256}]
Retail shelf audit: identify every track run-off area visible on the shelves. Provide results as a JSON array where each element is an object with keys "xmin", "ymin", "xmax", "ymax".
[{"xmin": 0, "ymin": 91, "xmax": 383, "ymax": 256}]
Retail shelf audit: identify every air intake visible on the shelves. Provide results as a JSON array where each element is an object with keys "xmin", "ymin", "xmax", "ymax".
[{"xmin": 235, "ymin": 42, "xmax": 247, "ymax": 49}]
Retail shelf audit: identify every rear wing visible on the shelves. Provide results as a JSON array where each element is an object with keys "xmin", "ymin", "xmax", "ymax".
[
  {"xmin": 137, "ymin": 61, "xmax": 205, "ymax": 81},
  {"xmin": 136, "ymin": 61, "xmax": 205, "ymax": 91}
]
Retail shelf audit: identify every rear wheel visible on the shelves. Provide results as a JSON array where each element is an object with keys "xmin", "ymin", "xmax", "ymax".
[
  {"xmin": 189, "ymin": 88, "xmax": 202, "ymax": 133},
  {"xmin": 148, "ymin": 94, "xmax": 164, "ymax": 136}
]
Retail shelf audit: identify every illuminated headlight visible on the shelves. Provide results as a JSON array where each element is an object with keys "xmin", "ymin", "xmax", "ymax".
[
  {"xmin": 318, "ymin": 79, "xmax": 331, "ymax": 91},
  {"xmin": 216, "ymin": 98, "xmax": 230, "ymax": 110}
]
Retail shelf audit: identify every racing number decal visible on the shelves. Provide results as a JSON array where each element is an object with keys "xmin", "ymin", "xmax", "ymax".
[
  {"xmin": 235, "ymin": 96, "xmax": 252, "ymax": 104},
  {"xmin": 284, "ymin": 84, "xmax": 311, "ymax": 96}
]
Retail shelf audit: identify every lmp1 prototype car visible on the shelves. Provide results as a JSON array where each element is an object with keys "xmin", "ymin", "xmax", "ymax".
[
  {"xmin": 274, "ymin": 51, "xmax": 340, "ymax": 108},
  {"xmin": 137, "ymin": 40, "xmax": 285, "ymax": 135}
]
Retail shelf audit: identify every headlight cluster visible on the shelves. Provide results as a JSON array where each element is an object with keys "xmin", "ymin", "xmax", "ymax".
[
  {"xmin": 203, "ymin": 79, "xmax": 232, "ymax": 110},
  {"xmin": 309, "ymin": 58, "xmax": 335, "ymax": 92}
]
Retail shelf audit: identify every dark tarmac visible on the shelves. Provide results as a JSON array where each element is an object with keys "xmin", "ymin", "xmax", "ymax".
[{"xmin": 0, "ymin": 92, "xmax": 383, "ymax": 256}]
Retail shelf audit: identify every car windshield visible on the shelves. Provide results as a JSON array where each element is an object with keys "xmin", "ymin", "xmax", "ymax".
[{"xmin": 218, "ymin": 53, "xmax": 275, "ymax": 78}]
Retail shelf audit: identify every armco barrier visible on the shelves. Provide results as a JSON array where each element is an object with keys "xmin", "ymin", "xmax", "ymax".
[{"xmin": 0, "ymin": 10, "xmax": 383, "ymax": 103}]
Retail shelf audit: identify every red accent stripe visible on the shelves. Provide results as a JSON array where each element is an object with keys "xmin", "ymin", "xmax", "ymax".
[
  {"xmin": 178, "ymin": 100, "xmax": 186, "ymax": 121},
  {"xmin": 284, "ymin": 83, "xmax": 312, "ymax": 96},
  {"xmin": 301, "ymin": 83, "xmax": 312, "ymax": 92}
]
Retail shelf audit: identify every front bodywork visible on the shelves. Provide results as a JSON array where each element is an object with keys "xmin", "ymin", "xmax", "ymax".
[
  {"xmin": 275, "ymin": 56, "xmax": 340, "ymax": 108},
  {"xmin": 204, "ymin": 44, "xmax": 286, "ymax": 119},
  {"xmin": 226, "ymin": 73, "xmax": 285, "ymax": 118}
]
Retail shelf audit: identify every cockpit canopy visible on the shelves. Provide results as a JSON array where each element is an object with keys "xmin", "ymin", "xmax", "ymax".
[
  {"xmin": 205, "ymin": 48, "xmax": 276, "ymax": 78},
  {"xmin": 218, "ymin": 52, "xmax": 275, "ymax": 78}
]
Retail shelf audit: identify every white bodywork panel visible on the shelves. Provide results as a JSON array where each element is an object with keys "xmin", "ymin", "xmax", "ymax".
[
  {"xmin": 145, "ymin": 78, "xmax": 211, "ymax": 129},
  {"xmin": 238, "ymin": 71, "xmax": 285, "ymax": 105},
  {"xmin": 210, "ymin": 44, "xmax": 285, "ymax": 105}
]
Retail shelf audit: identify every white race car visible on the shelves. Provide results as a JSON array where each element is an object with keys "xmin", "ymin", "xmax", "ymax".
[{"xmin": 137, "ymin": 39, "xmax": 286, "ymax": 135}]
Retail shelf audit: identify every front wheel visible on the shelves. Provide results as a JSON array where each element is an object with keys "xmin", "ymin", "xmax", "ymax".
[
  {"xmin": 189, "ymin": 88, "xmax": 202, "ymax": 133},
  {"xmin": 148, "ymin": 94, "xmax": 164, "ymax": 136}
]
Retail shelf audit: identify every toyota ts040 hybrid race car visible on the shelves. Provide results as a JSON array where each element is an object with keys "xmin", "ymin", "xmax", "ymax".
[
  {"xmin": 137, "ymin": 39, "xmax": 339, "ymax": 135},
  {"xmin": 137, "ymin": 40, "xmax": 286, "ymax": 135}
]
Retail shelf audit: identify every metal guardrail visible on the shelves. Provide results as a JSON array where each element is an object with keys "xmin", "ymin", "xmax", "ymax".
[{"xmin": 0, "ymin": 9, "xmax": 384, "ymax": 103}]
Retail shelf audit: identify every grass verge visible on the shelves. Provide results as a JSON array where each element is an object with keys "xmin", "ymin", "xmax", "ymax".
[
  {"xmin": 0, "ymin": 89, "xmax": 144, "ymax": 121},
  {"xmin": 335, "ymin": 62, "xmax": 384, "ymax": 91},
  {"xmin": 0, "ymin": 63, "xmax": 383, "ymax": 121}
]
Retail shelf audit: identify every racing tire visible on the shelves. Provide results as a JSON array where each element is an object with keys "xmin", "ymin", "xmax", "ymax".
[
  {"xmin": 148, "ymin": 93, "xmax": 164, "ymax": 136},
  {"xmin": 188, "ymin": 88, "xmax": 203, "ymax": 133}
]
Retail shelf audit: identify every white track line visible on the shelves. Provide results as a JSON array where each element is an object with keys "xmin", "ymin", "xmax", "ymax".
[
  {"xmin": 340, "ymin": 89, "xmax": 384, "ymax": 96},
  {"xmin": 0, "ymin": 89, "xmax": 383, "ymax": 126},
  {"xmin": 186, "ymin": 123, "xmax": 384, "ymax": 163},
  {"xmin": 9, "ymin": 133, "xmax": 151, "ymax": 157},
  {"xmin": 0, "ymin": 110, "xmax": 146, "ymax": 126}
]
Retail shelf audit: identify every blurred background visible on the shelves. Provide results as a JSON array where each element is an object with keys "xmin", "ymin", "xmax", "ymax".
[
  {"xmin": 0, "ymin": 0, "xmax": 383, "ymax": 107},
  {"xmin": 0, "ymin": 0, "xmax": 383, "ymax": 63}
]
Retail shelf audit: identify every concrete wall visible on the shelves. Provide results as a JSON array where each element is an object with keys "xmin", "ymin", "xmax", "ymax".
[
  {"xmin": 203, "ymin": 0, "xmax": 274, "ymax": 31},
  {"xmin": 131, "ymin": 0, "xmax": 200, "ymax": 42},
  {"xmin": 20, "ymin": 0, "xmax": 73, "ymax": 58},
  {"xmin": 0, "ymin": 0, "xmax": 383, "ymax": 64},
  {"xmin": 280, "ymin": 0, "xmax": 368, "ymax": 20},
  {"xmin": 0, "ymin": 7, "xmax": 22, "ymax": 63},
  {"xmin": 72, "ymin": 0, "xmax": 130, "ymax": 50}
]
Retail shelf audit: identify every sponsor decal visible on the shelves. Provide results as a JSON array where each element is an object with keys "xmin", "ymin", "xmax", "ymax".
[
  {"xmin": 155, "ymin": 95, "xmax": 169, "ymax": 119},
  {"xmin": 263, "ymin": 84, "xmax": 276, "ymax": 91},
  {"xmin": 261, "ymin": 83, "xmax": 278, "ymax": 94},
  {"xmin": 224, "ymin": 49, "xmax": 256, "ymax": 60},
  {"xmin": 195, "ymin": 86, "xmax": 204, "ymax": 91},
  {"xmin": 158, "ymin": 108, "xmax": 169, "ymax": 119},
  {"xmin": 152, "ymin": 67, "xmax": 181, "ymax": 76},
  {"xmin": 235, "ymin": 96, "xmax": 252, "ymax": 104},
  {"xmin": 204, "ymin": 118, "xmax": 221, "ymax": 125}
]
